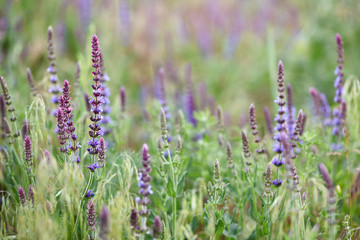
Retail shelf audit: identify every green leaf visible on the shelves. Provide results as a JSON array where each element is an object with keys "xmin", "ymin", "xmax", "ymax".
[
  {"xmin": 176, "ymin": 171, "xmax": 187, "ymax": 197},
  {"xmin": 166, "ymin": 178, "xmax": 176, "ymax": 197},
  {"xmin": 215, "ymin": 219, "xmax": 225, "ymax": 236}
]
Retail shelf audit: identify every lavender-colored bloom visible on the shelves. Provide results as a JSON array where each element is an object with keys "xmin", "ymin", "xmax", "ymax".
[
  {"xmin": 249, "ymin": 104, "xmax": 264, "ymax": 153},
  {"xmin": 300, "ymin": 113, "xmax": 306, "ymax": 136},
  {"xmin": 99, "ymin": 206, "xmax": 110, "ymax": 240},
  {"xmin": 119, "ymin": 0, "xmax": 131, "ymax": 46},
  {"xmin": 56, "ymin": 108, "xmax": 67, "ymax": 153},
  {"xmin": 271, "ymin": 157, "xmax": 284, "ymax": 167},
  {"xmin": 319, "ymin": 93, "xmax": 332, "ymax": 126},
  {"xmin": 87, "ymin": 162, "xmax": 99, "ymax": 172},
  {"xmin": 241, "ymin": 130, "xmax": 251, "ymax": 164},
  {"xmin": 272, "ymin": 179, "xmax": 283, "ymax": 187},
  {"xmin": 318, "ymin": 162, "xmax": 333, "ymax": 190},
  {"xmin": 21, "ymin": 120, "xmax": 30, "ymax": 139},
  {"xmin": 290, "ymin": 110, "xmax": 303, "ymax": 159},
  {"xmin": 185, "ymin": 64, "xmax": 197, "ymax": 127},
  {"xmin": 97, "ymin": 137, "xmax": 106, "ymax": 167},
  {"xmin": 332, "ymin": 34, "xmax": 345, "ymax": 150},
  {"xmin": 263, "ymin": 164, "xmax": 273, "ymax": 198},
  {"xmin": 99, "ymin": 53, "xmax": 112, "ymax": 135},
  {"xmin": 47, "ymin": 26, "xmax": 61, "ymax": 114},
  {"xmin": 78, "ymin": 0, "xmax": 92, "ymax": 35},
  {"xmin": 309, "ymin": 87, "xmax": 321, "ymax": 118},
  {"xmin": 137, "ymin": 144, "xmax": 153, "ymax": 216},
  {"xmin": 87, "ymin": 199, "xmax": 96, "ymax": 232},
  {"xmin": 86, "ymin": 189, "xmax": 94, "ymax": 198},
  {"xmin": 120, "ymin": 86, "xmax": 126, "ymax": 113},
  {"xmin": 18, "ymin": 186, "xmax": 26, "ymax": 205},
  {"xmin": 286, "ymin": 84, "xmax": 295, "ymax": 138},
  {"xmin": 273, "ymin": 61, "xmax": 286, "ymax": 152},
  {"xmin": 87, "ymin": 34, "xmax": 103, "ymax": 157},
  {"xmin": 130, "ymin": 208, "xmax": 139, "ymax": 230},
  {"xmin": 26, "ymin": 68, "xmax": 37, "ymax": 96},
  {"xmin": 24, "ymin": 135, "xmax": 33, "ymax": 173},
  {"xmin": 152, "ymin": 216, "xmax": 162, "ymax": 238},
  {"xmin": 264, "ymin": 106, "xmax": 273, "ymax": 136},
  {"xmin": 28, "ymin": 184, "xmax": 34, "ymax": 206}
]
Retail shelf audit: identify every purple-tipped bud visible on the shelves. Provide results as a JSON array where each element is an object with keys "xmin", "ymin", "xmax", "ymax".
[
  {"xmin": 120, "ymin": 86, "xmax": 126, "ymax": 113},
  {"xmin": 18, "ymin": 186, "xmax": 26, "ymax": 205},
  {"xmin": 28, "ymin": 184, "xmax": 34, "ymax": 206},
  {"xmin": 98, "ymin": 137, "xmax": 106, "ymax": 167},
  {"xmin": 24, "ymin": 135, "xmax": 33, "ymax": 172},
  {"xmin": 87, "ymin": 199, "xmax": 96, "ymax": 231},
  {"xmin": 26, "ymin": 68, "xmax": 37, "ymax": 96},
  {"xmin": 86, "ymin": 189, "xmax": 95, "ymax": 198},
  {"xmin": 99, "ymin": 206, "xmax": 110, "ymax": 240},
  {"xmin": 272, "ymin": 178, "xmax": 283, "ymax": 187},
  {"xmin": 152, "ymin": 216, "xmax": 162, "ymax": 238},
  {"xmin": 309, "ymin": 87, "xmax": 321, "ymax": 117},
  {"xmin": 241, "ymin": 130, "xmax": 251, "ymax": 161},
  {"xmin": 278, "ymin": 60, "xmax": 284, "ymax": 74},
  {"xmin": 318, "ymin": 162, "xmax": 334, "ymax": 190},
  {"xmin": 130, "ymin": 208, "xmax": 139, "ymax": 230},
  {"xmin": 341, "ymin": 100, "xmax": 347, "ymax": 120},
  {"xmin": 300, "ymin": 113, "xmax": 306, "ymax": 136},
  {"xmin": 286, "ymin": 84, "xmax": 294, "ymax": 137},
  {"xmin": 0, "ymin": 95, "xmax": 6, "ymax": 119}
]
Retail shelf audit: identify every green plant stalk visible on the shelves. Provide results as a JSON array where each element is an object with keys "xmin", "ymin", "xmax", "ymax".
[{"xmin": 72, "ymin": 172, "xmax": 94, "ymax": 239}]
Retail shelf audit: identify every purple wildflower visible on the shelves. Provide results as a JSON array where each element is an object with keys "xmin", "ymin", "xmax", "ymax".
[
  {"xmin": 99, "ymin": 206, "xmax": 110, "ymax": 240},
  {"xmin": 56, "ymin": 108, "xmax": 67, "ymax": 153},
  {"xmin": 319, "ymin": 93, "xmax": 332, "ymax": 126},
  {"xmin": 97, "ymin": 137, "xmax": 106, "ymax": 167},
  {"xmin": 318, "ymin": 162, "xmax": 336, "ymax": 225},
  {"xmin": 300, "ymin": 113, "xmax": 306, "ymax": 136},
  {"xmin": 87, "ymin": 199, "xmax": 96, "ymax": 232},
  {"xmin": 87, "ymin": 34, "xmax": 103, "ymax": 157},
  {"xmin": 286, "ymin": 84, "xmax": 295, "ymax": 139},
  {"xmin": 28, "ymin": 184, "xmax": 34, "ymax": 206},
  {"xmin": 130, "ymin": 208, "xmax": 139, "ymax": 231},
  {"xmin": 47, "ymin": 26, "xmax": 61, "ymax": 115},
  {"xmin": 87, "ymin": 162, "xmax": 99, "ymax": 172},
  {"xmin": 272, "ymin": 179, "xmax": 283, "ymax": 187},
  {"xmin": 18, "ymin": 186, "xmax": 26, "ymax": 205},
  {"xmin": 84, "ymin": 93, "xmax": 91, "ymax": 113},
  {"xmin": 185, "ymin": 64, "xmax": 197, "ymax": 127},
  {"xmin": 99, "ymin": 53, "xmax": 112, "ymax": 135},
  {"xmin": 241, "ymin": 130, "xmax": 251, "ymax": 165},
  {"xmin": 26, "ymin": 68, "xmax": 37, "ymax": 96},
  {"xmin": 309, "ymin": 87, "xmax": 321, "ymax": 118},
  {"xmin": 120, "ymin": 86, "xmax": 126, "ymax": 114},
  {"xmin": 24, "ymin": 135, "xmax": 33, "ymax": 173},
  {"xmin": 137, "ymin": 144, "xmax": 153, "ymax": 217},
  {"xmin": 152, "ymin": 216, "xmax": 162, "ymax": 238},
  {"xmin": 86, "ymin": 189, "xmax": 94, "ymax": 198},
  {"xmin": 332, "ymin": 34, "xmax": 345, "ymax": 150},
  {"xmin": 249, "ymin": 104, "xmax": 264, "ymax": 153}
]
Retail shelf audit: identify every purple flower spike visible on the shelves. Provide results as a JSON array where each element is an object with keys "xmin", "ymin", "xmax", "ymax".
[
  {"xmin": 137, "ymin": 144, "xmax": 153, "ymax": 217},
  {"xmin": 87, "ymin": 34, "xmax": 104, "ymax": 159},
  {"xmin": 272, "ymin": 178, "xmax": 283, "ymax": 187},
  {"xmin": 28, "ymin": 184, "xmax": 34, "ymax": 206},
  {"xmin": 18, "ymin": 186, "xmax": 26, "ymax": 205},
  {"xmin": 152, "ymin": 216, "xmax": 162, "ymax": 238},
  {"xmin": 120, "ymin": 86, "xmax": 126, "ymax": 113},
  {"xmin": 99, "ymin": 206, "xmax": 110, "ymax": 240},
  {"xmin": 47, "ymin": 26, "xmax": 61, "ymax": 115},
  {"xmin": 56, "ymin": 108, "xmax": 68, "ymax": 153},
  {"xmin": 86, "ymin": 189, "xmax": 95, "ymax": 198},
  {"xmin": 249, "ymin": 104, "xmax": 264, "ymax": 154},
  {"xmin": 24, "ymin": 135, "xmax": 33, "ymax": 173},
  {"xmin": 185, "ymin": 64, "xmax": 197, "ymax": 127},
  {"xmin": 130, "ymin": 208, "xmax": 139, "ymax": 230},
  {"xmin": 87, "ymin": 199, "xmax": 96, "ymax": 232},
  {"xmin": 98, "ymin": 137, "xmax": 106, "ymax": 167},
  {"xmin": 271, "ymin": 157, "xmax": 284, "ymax": 167},
  {"xmin": 87, "ymin": 162, "xmax": 99, "ymax": 172}
]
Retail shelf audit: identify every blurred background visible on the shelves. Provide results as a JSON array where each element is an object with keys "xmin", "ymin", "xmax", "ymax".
[{"xmin": 0, "ymin": 0, "xmax": 359, "ymax": 148}]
